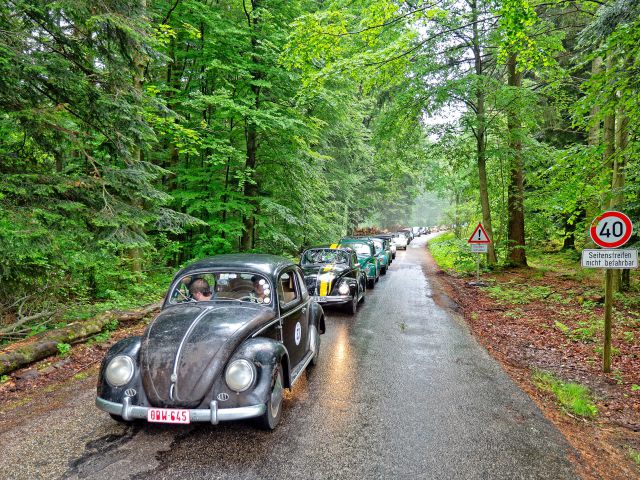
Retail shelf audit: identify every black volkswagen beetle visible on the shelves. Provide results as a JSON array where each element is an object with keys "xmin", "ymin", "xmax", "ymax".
[
  {"xmin": 96, "ymin": 254, "xmax": 325, "ymax": 430},
  {"xmin": 300, "ymin": 246, "xmax": 366, "ymax": 315}
]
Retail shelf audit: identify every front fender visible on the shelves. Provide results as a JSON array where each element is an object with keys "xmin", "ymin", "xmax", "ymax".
[
  {"xmin": 209, "ymin": 338, "xmax": 290, "ymax": 407},
  {"xmin": 329, "ymin": 273, "xmax": 358, "ymax": 298},
  {"xmin": 366, "ymin": 263, "xmax": 377, "ymax": 278},
  {"xmin": 309, "ymin": 301, "xmax": 325, "ymax": 334},
  {"xmin": 97, "ymin": 336, "xmax": 150, "ymax": 406}
]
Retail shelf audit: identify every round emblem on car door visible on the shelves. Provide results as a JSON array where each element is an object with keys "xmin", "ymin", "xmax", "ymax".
[{"xmin": 295, "ymin": 322, "xmax": 302, "ymax": 345}]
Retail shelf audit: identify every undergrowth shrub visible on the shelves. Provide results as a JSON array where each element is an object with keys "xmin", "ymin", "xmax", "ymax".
[{"xmin": 532, "ymin": 370, "xmax": 598, "ymax": 418}]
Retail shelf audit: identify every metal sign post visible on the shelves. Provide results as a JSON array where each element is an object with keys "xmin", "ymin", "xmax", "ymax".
[
  {"xmin": 584, "ymin": 211, "xmax": 636, "ymax": 373},
  {"xmin": 468, "ymin": 224, "xmax": 491, "ymax": 286}
]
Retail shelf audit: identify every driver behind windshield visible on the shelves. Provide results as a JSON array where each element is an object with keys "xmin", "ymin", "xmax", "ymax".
[
  {"xmin": 189, "ymin": 278, "xmax": 213, "ymax": 301},
  {"xmin": 251, "ymin": 275, "xmax": 267, "ymax": 303}
]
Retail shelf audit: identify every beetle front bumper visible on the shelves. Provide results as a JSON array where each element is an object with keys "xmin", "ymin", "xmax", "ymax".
[{"xmin": 96, "ymin": 396, "xmax": 266, "ymax": 424}]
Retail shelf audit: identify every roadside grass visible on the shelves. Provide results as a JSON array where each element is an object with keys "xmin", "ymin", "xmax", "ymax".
[
  {"xmin": 630, "ymin": 448, "xmax": 640, "ymax": 467},
  {"xmin": 56, "ymin": 342, "xmax": 71, "ymax": 357},
  {"xmin": 532, "ymin": 370, "xmax": 598, "ymax": 418},
  {"xmin": 486, "ymin": 283, "xmax": 552, "ymax": 305},
  {"xmin": 527, "ymin": 249, "xmax": 597, "ymax": 282},
  {"xmin": 428, "ymin": 232, "xmax": 478, "ymax": 274},
  {"xmin": 504, "ymin": 308, "xmax": 525, "ymax": 319},
  {"xmin": 554, "ymin": 316, "xmax": 603, "ymax": 343},
  {"xmin": 1, "ymin": 271, "xmax": 169, "ymax": 348},
  {"xmin": 60, "ymin": 271, "xmax": 169, "ymax": 324},
  {"xmin": 86, "ymin": 318, "xmax": 119, "ymax": 345}
]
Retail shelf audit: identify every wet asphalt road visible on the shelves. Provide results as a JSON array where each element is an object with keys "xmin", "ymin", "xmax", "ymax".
[{"xmin": 0, "ymin": 235, "xmax": 580, "ymax": 479}]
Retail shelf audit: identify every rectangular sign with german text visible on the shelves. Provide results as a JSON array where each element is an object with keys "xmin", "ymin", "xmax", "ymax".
[{"xmin": 581, "ymin": 249, "xmax": 638, "ymax": 269}]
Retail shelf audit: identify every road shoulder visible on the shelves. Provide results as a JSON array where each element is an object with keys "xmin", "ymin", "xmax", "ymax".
[{"xmin": 422, "ymin": 243, "xmax": 640, "ymax": 480}]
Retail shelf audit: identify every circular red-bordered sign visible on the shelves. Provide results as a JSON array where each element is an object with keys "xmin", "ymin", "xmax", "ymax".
[{"xmin": 590, "ymin": 211, "xmax": 634, "ymax": 248}]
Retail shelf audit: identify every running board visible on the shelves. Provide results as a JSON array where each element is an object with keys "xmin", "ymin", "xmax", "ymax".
[{"xmin": 290, "ymin": 351, "xmax": 314, "ymax": 386}]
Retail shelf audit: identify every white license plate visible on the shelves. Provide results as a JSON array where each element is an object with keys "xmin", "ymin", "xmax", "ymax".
[
  {"xmin": 147, "ymin": 408, "xmax": 190, "ymax": 424},
  {"xmin": 312, "ymin": 296, "xmax": 327, "ymax": 303}
]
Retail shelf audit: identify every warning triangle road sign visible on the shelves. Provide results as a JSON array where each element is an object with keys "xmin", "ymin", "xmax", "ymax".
[{"xmin": 468, "ymin": 223, "xmax": 492, "ymax": 244}]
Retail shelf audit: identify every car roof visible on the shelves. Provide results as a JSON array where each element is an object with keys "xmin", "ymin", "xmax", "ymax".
[
  {"xmin": 177, "ymin": 254, "xmax": 295, "ymax": 278},
  {"xmin": 304, "ymin": 245, "xmax": 354, "ymax": 253},
  {"xmin": 359, "ymin": 236, "xmax": 384, "ymax": 244},
  {"xmin": 340, "ymin": 237, "xmax": 373, "ymax": 244}
]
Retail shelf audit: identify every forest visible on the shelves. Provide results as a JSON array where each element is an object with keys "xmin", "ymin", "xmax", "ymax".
[{"xmin": 1, "ymin": 0, "xmax": 638, "ymax": 337}]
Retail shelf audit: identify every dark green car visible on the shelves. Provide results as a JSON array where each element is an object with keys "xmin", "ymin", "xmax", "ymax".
[
  {"xmin": 336, "ymin": 239, "xmax": 380, "ymax": 288},
  {"xmin": 351, "ymin": 236, "xmax": 392, "ymax": 274},
  {"xmin": 368, "ymin": 237, "xmax": 392, "ymax": 274}
]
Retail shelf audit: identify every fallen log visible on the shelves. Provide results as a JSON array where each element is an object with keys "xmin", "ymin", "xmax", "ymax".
[{"xmin": 0, "ymin": 302, "xmax": 161, "ymax": 376}]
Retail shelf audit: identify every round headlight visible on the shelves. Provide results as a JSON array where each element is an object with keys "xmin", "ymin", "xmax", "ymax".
[
  {"xmin": 338, "ymin": 281, "xmax": 350, "ymax": 295},
  {"xmin": 225, "ymin": 359, "xmax": 256, "ymax": 393},
  {"xmin": 105, "ymin": 355, "xmax": 134, "ymax": 387}
]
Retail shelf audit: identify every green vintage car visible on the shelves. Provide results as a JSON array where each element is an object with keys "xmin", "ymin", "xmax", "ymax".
[
  {"xmin": 352, "ymin": 236, "xmax": 392, "ymax": 274},
  {"xmin": 369, "ymin": 237, "xmax": 392, "ymax": 273},
  {"xmin": 336, "ymin": 239, "xmax": 380, "ymax": 288}
]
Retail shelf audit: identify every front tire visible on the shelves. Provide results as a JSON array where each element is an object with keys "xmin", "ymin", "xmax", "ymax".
[
  {"xmin": 309, "ymin": 325, "xmax": 320, "ymax": 366},
  {"xmin": 257, "ymin": 366, "xmax": 284, "ymax": 430},
  {"xmin": 367, "ymin": 277, "xmax": 375, "ymax": 289},
  {"xmin": 345, "ymin": 294, "xmax": 357, "ymax": 315}
]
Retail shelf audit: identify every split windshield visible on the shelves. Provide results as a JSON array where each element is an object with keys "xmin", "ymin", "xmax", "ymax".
[
  {"xmin": 169, "ymin": 272, "xmax": 273, "ymax": 306},
  {"xmin": 345, "ymin": 243, "xmax": 372, "ymax": 256},
  {"xmin": 302, "ymin": 249, "xmax": 349, "ymax": 266}
]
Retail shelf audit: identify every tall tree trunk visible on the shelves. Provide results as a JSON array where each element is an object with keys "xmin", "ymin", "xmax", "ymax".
[
  {"xmin": 128, "ymin": 0, "xmax": 147, "ymax": 275},
  {"xmin": 240, "ymin": 0, "xmax": 261, "ymax": 251},
  {"xmin": 612, "ymin": 109, "xmax": 628, "ymax": 208},
  {"xmin": 506, "ymin": 53, "xmax": 527, "ymax": 267},
  {"xmin": 221, "ymin": 119, "xmax": 234, "ymax": 239},
  {"xmin": 453, "ymin": 191, "xmax": 461, "ymax": 238},
  {"xmin": 585, "ymin": 57, "xmax": 603, "ymax": 248},
  {"xmin": 562, "ymin": 208, "xmax": 585, "ymax": 250},
  {"xmin": 614, "ymin": 108, "xmax": 629, "ymax": 291},
  {"xmin": 471, "ymin": 0, "xmax": 497, "ymax": 264},
  {"xmin": 241, "ymin": 118, "xmax": 258, "ymax": 251},
  {"xmin": 166, "ymin": 34, "xmax": 180, "ymax": 191},
  {"xmin": 602, "ymin": 56, "xmax": 617, "ymax": 289}
]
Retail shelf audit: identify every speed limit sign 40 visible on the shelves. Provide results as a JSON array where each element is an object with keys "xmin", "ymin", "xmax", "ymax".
[{"xmin": 590, "ymin": 211, "xmax": 634, "ymax": 248}]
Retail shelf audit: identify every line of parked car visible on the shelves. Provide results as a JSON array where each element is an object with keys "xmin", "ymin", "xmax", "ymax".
[{"xmin": 94, "ymin": 228, "xmax": 429, "ymax": 431}]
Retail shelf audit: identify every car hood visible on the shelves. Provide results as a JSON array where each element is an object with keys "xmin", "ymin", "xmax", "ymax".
[
  {"xmin": 302, "ymin": 264, "xmax": 350, "ymax": 295},
  {"xmin": 140, "ymin": 302, "xmax": 275, "ymax": 408}
]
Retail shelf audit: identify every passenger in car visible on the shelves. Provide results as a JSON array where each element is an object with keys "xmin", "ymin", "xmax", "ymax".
[
  {"xmin": 251, "ymin": 275, "xmax": 268, "ymax": 303},
  {"xmin": 189, "ymin": 278, "xmax": 213, "ymax": 301}
]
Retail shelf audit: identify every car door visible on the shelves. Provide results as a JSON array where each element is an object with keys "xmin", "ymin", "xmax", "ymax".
[{"xmin": 277, "ymin": 268, "xmax": 309, "ymax": 370}]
